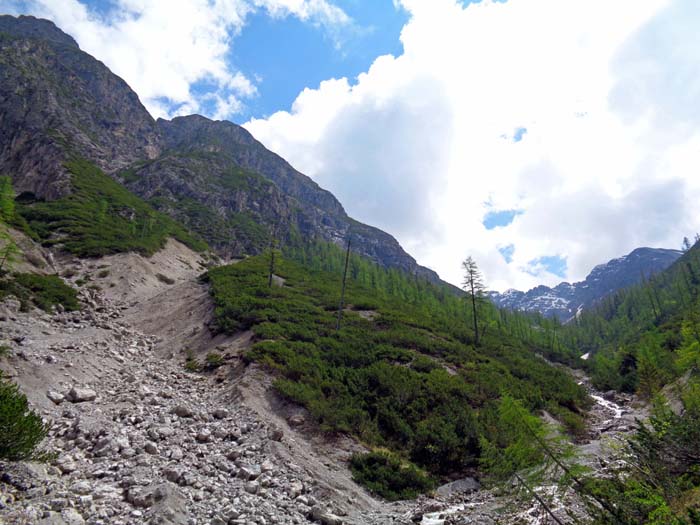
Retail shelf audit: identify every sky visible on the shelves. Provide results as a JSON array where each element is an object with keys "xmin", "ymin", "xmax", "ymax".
[{"xmin": 3, "ymin": 0, "xmax": 700, "ymax": 292}]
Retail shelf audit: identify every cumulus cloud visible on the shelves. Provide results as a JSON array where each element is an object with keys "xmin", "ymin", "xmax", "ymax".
[
  {"xmin": 246, "ymin": 0, "xmax": 700, "ymax": 291},
  {"xmin": 3, "ymin": 0, "xmax": 350, "ymax": 118}
]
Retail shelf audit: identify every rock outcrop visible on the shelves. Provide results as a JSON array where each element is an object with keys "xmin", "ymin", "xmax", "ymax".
[{"xmin": 0, "ymin": 15, "xmax": 440, "ymax": 283}]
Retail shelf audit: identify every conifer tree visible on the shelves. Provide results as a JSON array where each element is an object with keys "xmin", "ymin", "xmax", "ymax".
[{"xmin": 462, "ymin": 256, "xmax": 486, "ymax": 345}]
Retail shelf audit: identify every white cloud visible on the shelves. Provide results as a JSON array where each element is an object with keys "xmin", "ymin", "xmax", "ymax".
[
  {"xmin": 4, "ymin": 0, "xmax": 350, "ymax": 119},
  {"xmin": 246, "ymin": 0, "xmax": 700, "ymax": 291}
]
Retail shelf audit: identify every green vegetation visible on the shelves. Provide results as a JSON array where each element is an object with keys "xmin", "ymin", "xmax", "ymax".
[
  {"xmin": 0, "ymin": 175, "xmax": 15, "ymax": 222},
  {"xmin": 349, "ymin": 451, "xmax": 435, "ymax": 501},
  {"xmin": 545, "ymin": 241, "xmax": 700, "ymax": 398},
  {"xmin": 527, "ymin": 240, "xmax": 700, "ymax": 521},
  {"xmin": 0, "ymin": 272, "xmax": 79, "ymax": 312},
  {"xmin": 16, "ymin": 158, "xmax": 206, "ymax": 257},
  {"xmin": 149, "ymin": 197, "xmax": 270, "ymax": 256},
  {"xmin": 205, "ymin": 351, "xmax": 224, "ymax": 369},
  {"xmin": 0, "ymin": 372, "xmax": 50, "ymax": 461},
  {"xmin": 581, "ymin": 383, "xmax": 700, "ymax": 524},
  {"xmin": 206, "ymin": 248, "xmax": 588, "ymax": 489}
]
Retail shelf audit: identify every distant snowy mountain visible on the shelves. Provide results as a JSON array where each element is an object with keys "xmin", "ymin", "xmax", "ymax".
[{"xmin": 488, "ymin": 248, "xmax": 683, "ymax": 321}]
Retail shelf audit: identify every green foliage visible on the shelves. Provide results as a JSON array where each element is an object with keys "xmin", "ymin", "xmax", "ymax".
[
  {"xmin": 349, "ymin": 451, "xmax": 435, "ymax": 501},
  {"xmin": 0, "ymin": 372, "xmax": 50, "ymax": 461},
  {"xmin": 206, "ymin": 252, "xmax": 588, "ymax": 489},
  {"xmin": 0, "ymin": 175, "xmax": 15, "ymax": 223},
  {"xmin": 0, "ymin": 226, "xmax": 20, "ymax": 275},
  {"xmin": 584, "ymin": 382, "xmax": 700, "ymax": 524},
  {"xmin": 527, "ymin": 240, "xmax": 700, "ymax": 400},
  {"xmin": 16, "ymin": 158, "xmax": 206, "ymax": 257},
  {"xmin": 0, "ymin": 272, "xmax": 79, "ymax": 312},
  {"xmin": 205, "ymin": 351, "xmax": 224, "ymax": 369}
]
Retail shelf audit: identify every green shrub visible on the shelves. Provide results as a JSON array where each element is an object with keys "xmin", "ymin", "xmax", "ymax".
[
  {"xmin": 350, "ymin": 451, "xmax": 435, "ymax": 501},
  {"xmin": 0, "ymin": 273, "xmax": 79, "ymax": 312},
  {"xmin": 206, "ymin": 254, "xmax": 587, "ymax": 486},
  {"xmin": 205, "ymin": 351, "xmax": 224, "ymax": 370},
  {"xmin": 17, "ymin": 158, "xmax": 206, "ymax": 257},
  {"xmin": 0, "ymin": 373, "xmax": 50, "ymax": 461}
]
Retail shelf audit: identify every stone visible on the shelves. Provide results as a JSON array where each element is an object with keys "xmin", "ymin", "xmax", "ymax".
[
  {"xmin": 238, "ymin": 465, "xmax": 261, "ymax": 480},
  {"xmin": 287, "ymin": 415, "xmax": 305, "ymax": 427},
  {"xmin": 61, "ymin": 508, "xmax": 86, "ymax": 525},
  {"xmin": 196, "ymin": 429, "xmax": 211, "ymax": 443},
  {"xmin": 144, "ymin": 441, "xmax": 160, "ymax": 455},
  {"xmin": 212, "ymin": 408, "xmax": 229, "ymax": 420},
  {"xmin": 70, "ymin": 481, "xmax": 92, "ymax": 495},
  {"xmin": 268, "ymin": 427, "xmax": 284, "ymax": 441},
  {"xmin": 244, "ymin": 481, "xmax": 259, "ymax": 494},
  {"xmin": 65, "ymin": 387, "xmax": 97, "ymax": 403},
  {"xmin": 310, "ymin": 506, "xmax": 343, "ymax": 525},
  {"xmin": 288, "ymin": 481, "xmax": 304, "ymax": 499},
  {"xmin": 47, "ymin": 390, "xmax": 65, "ymax": 405},
  {"xmin": 172, "ymin": 405, "xmax": 194, "ymax": 418},
  {"xmin": 435, "ymin": 477, "xmax": 480, "ymax": 498}
]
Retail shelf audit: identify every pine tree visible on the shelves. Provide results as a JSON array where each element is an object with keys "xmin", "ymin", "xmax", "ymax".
[
  {"xmin": 461, "ymin": 256, "xmax": 486, "ymax": 346},
  {"xmin": 0, "ymin": 176, "xmax": 15, "ymax": 223}
]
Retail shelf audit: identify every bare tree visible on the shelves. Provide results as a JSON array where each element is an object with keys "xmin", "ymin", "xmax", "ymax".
[{"xmin": 462, "ymin": 257, "xmax": 486, "ymax": 345}]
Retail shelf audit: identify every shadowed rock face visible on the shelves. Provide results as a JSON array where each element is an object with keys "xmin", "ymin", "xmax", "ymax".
[
  {"xmin": 488, "ymin": 247, "xmax": 683, "ymax": 321},
  {"xmin": 0, "ymin": 16, "xmax": 162, "ymax": 199},
  {"xmin": 0, "ymin": 15, "xmax": 440, "ymax": 282}
]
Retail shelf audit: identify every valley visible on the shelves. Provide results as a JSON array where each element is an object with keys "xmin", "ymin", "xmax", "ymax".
[
  {"xmin": 1, "ymin": 13, "xmax": 699, "ymax": 525},
  {"xmin": 0, "ymin": 235, "xmax": 648, "ymax": 525}
]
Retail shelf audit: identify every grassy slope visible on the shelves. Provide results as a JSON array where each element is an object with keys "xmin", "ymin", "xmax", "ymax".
[
  {"xmin": 17, "ymin": 158, "xmax": 207, "ymax": 257},
  {"xmin": 206, "ymin": 253, "xmax": 589, "ymax": 494}
]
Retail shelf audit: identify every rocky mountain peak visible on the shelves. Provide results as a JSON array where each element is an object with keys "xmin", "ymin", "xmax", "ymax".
[
  {"xmin": 489, "ymin": 247, "xmax": 683, "ymax": 320},
  {"xmin": 0, "ymin": 14, "xmax": 78, "ymax": 48}
]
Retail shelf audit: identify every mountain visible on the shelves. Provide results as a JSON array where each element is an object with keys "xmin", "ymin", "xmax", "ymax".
[
  {"xmin": 488, "ymin": 247, "xmax": 683, "ymax": 320},
  {"xmin": 0, "ymin": 15, "xmax": 439, "ymax": 281}
]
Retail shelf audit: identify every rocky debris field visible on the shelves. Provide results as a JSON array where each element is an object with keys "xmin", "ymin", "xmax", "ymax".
[{"xmin": 0, "ymin": 287, "xmax": 360, "ymax": 525}]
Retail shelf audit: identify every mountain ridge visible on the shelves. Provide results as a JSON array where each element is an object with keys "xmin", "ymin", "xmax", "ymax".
[
  {"xmin": 0, "ymin": 15, "xmax": 441, "ymax": 283},
  {"xmin": 488, "ymin": 247, "xmax": 683, "ymax": 320}
]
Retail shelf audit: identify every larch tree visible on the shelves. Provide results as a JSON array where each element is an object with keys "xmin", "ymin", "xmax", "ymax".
[{"xmin": 462, "ymin": 256, "xmax": 486, "ymax": 346}]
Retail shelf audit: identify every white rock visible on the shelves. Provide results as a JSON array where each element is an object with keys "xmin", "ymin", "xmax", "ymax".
[{"xmin": 66, "ymin": 387, "xmax": 97, "ymax": 403}]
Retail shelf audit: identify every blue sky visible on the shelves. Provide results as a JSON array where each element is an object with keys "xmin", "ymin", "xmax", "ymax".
[{"xmin": 230, "ymin": 1, "xmax": 408, "ymax": 120}]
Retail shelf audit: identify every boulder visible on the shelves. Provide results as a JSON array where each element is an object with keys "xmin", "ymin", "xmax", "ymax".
[
  {"xmin": 65, "ymin": 387, "xmax": 97, "ymax": 403},
  {"xmin": 435, "ymin": 477, "xmax": 480, "ymax": 498}
]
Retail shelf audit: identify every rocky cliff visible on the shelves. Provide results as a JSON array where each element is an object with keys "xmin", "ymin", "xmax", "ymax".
[{"xmin": 0, "ymin": 15, "xmax": 439, "ymax": 282}]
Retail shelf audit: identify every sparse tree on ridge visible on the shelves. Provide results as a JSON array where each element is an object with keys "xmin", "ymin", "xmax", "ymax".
[
  {"xmin": 682, "ymin": 236, "xmax": 692, "ymax": 252},
  {"xmin": 462, "ymin": 256, "xmax": 486, "ymax": 346}
]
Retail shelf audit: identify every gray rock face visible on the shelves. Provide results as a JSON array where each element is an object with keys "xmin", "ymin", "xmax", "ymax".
[
  {"xmin": 0, "ymin": 16, "xmax": 161, "ymax": 200},
  {"xmin": 488, "ymin": 247, "xmax": 683, "ymax": 320},
  {"xmin": 0, "ymin": 14, "xmax": 444, "ymax": 285}
]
